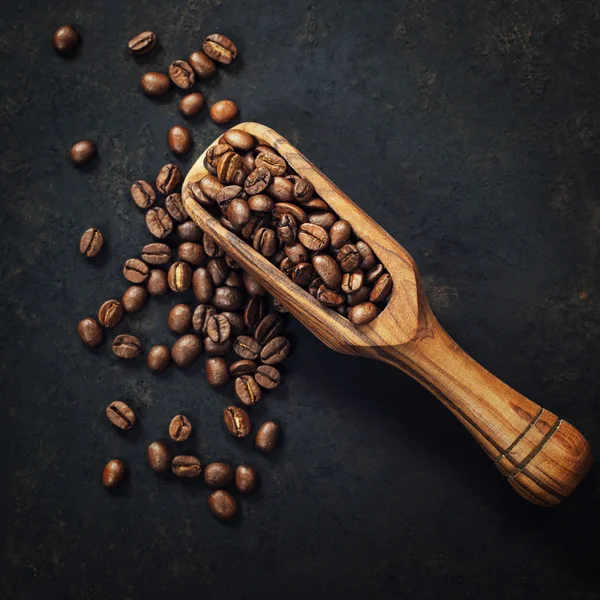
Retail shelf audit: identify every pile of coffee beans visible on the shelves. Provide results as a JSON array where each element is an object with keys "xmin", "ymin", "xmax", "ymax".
[{"xmin": 184, "ymin": 131, "xmax": 392, "ymax": 325}]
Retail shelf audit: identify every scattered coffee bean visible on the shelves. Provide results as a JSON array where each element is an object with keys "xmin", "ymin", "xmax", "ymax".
[
  {"xmin": 102, "ymin": 459, "xmax": 126, "ymax": 488},
  {"xmin": 229, "ymin": 359, "xmax": 257, "ymax": 377},
  {"xmin": 203, "ymin": 235, "xmax": 224, "ymax": 258},
  {"xmin": 69, "ymin": 140, "xmax": 96, "ymax": 166},
  {"xmin": 130, "ymin": 180, "xmax": 156, "ymax": 209},
  {"xmin": 141, "ymin": 242, "xmax": 171, "ymax": 265},
  {"xmin": 169, "ymin": 415, "xmax": 192, "ymax": 442},
  {"xmin": 146, "ymin": 269, "xmax": 168, "ymax": 296},
  {"xmin": 255, "ymin": 420, "xmax": 281, "ymax": 453},
  {"xmin": 168, "ymin": 125, "xmax": 192, "ymax": 155},
  {"xmin": 123, "ymin": 258, "xmax": 149, "ymax": 284},
  {"xmin": 98, "ymin": 299, "xmax": 124, "ymax": 328},
  {"xmin": 233, "ymin": 335, "xmax": 261, "ymax": 360},
  {"xmin": 147, "ymin": 441, "xmax": 171, "ymax": 473},
  {"xmin": 204, "ymin": 463, "xmax": 234, "ymax": 488},
  {"xmin": 348, "ymin": 302, "xmax": 379, "ymax": 325},
  {"xmin": 210, "ymin": 100, "xmax": 239, "ymax": 125},
  {"xmin": 164, "ymin": 193, "xmax": 187, "ymax": 222},
  {"xmin": 206, "ymin": 314, "xmax": 231, "ymax": 343},
  {"xmin": 254, "ymin": 313, "xmax": 283, "ymax": 345},
  {"xmin": 80, "ymin": 228, "xmax": 104, "ymax": 257},
  {"xmin": 106, "ymin": 400, "xmax": 136, "ymax": 430},
  {"xmin": 221, "ymin": 311, "xmax": 245, "ymax": 336},
  {"xmin": 204, "ymin": 338, "xmax": 232, "ymax": 356},
  {"xmin": 205, "ymin": 357, "xmax": 231, "ymax": 388},
  {"xmin": 188, "ymin": 50, "xmax": 217, "ymax": 79},
  {"xmin": 235, "ymin": 465, "xmax": 257, "ymax": 493},
  {"xmin": 235, "ymin": 375, "xmax": 262, "ymax": 406},
  {"xmin": 122, "ymin": 285, "xmax": 148, "ymax": 313},
  {"xmin": 244, "ymin": 296, "xmax": 267, "ymax": 329},
  {"xmin": 146, "ymin": 207, "xmax": 174, "ymax": 239},
  {"xmin": 156, "ymin": 163, "xmax": 182, "ymax": 194},
  {"xmin": 141, "ymin": 71, "xmax": 171, "ymax": 97},
  {"xmin": 52, "ymin": 25, "xmax": 80, "ymax": 54},
  {"xmin": 169, "ymin": 60, "xmax": 195, "ymax": 89},
  {"xmin": 147, "ymin": 345, "xmax": 171, "ymax": 372},
  {"xmin": 177, "ymin": 221, "xmax": 203, "ymax": 242},
  {"xmin": 192, "ymin": 304, "xmax": 216, "ymax": 333},
  {"xmin": 213, "ymin": 286, "xmax": 244, "ymax": 311},
  {"xmin": 78, "ymin": 317, "xmax": 103, "ymax": 348},
  {"xmin": 128, "ymin": 31, "xmax": 156, "ymax": 55},
  {"xmin": 202, "ymin": 33, "xmax": 237, "ymax": 64},
  {"xmin": 224, "ymin": 406, "xmax": 251, "ymax": 437},
  {"xmin": 223, "ymin": 130, "xmax": 256, "ymax": 152},
  {"xmin": 112, "ymin": 334, "xmax": 142, "ymax": 359},
  {"xmin": 208, "ymin": 489, "xmax": 237, "ymax": 520},
  {"xmin": 168, "ymin": 304, "xmax": 192, "ymax": 334},
  {"xmin": 260, "ymin": 336, "xmax": 291, "ymax": 365},
  {"xmin": 224, "ymin": 270, "xmax": 243, "ymax": 288},
  {"xmin": 192, "ymin": 268, "xmax": 215, "ymax": 303},
  {"xmin": 177, "ymin": 242, "xmax": 205, "ymax": 265},
  {"xmin": 172, "ymin": 455, "xmax": 202, "ymax": 478},
  {"xmin": 171, "ymin": 334, "xmax": 202, "ymax": 367},
  {"xmin": 168, "ymin": 261, "xmax": 192, "ymax": 292},
  {"xmin": 178, "ymin": 92, "xmax": 205, "ymax": 118},
  {"xmin": 255, "ymin": 365, "xmax": 281, "ymax": 390},
  {"xmin": 207, "ymin": 257, "xmax": 229, "ymax": 286}
]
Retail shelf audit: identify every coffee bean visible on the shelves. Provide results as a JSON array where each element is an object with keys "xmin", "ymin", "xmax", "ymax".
[
  {"xmin": 213, "ymin": 286, "xmax": 244, "ymax": 311},
  {"xmin": 266, "ymin": 177, "xmax": 294, "ymax": 202},
  {"xmin": 80, "ymin": 228, "xmax": 104, "ymax": 257},
  {"xmin": 255, "ymin": 152, "xmax": 286, "ymax": 177},
  {"xmin": 348, "ymin": 302, "xmax": 379, "ymax": 325},
  {"xmin": 370, "ymin": 273, "xmax": 392, "ymax": 302},
  {"xmin": 146, "ymin": 207, "xmax": 174, "ymax": 239},
  {"xmin": 192, "ymin": 268, "xmax": 214, "ymax": 303},
  {"xmin": 243, "ymin": 152, "xmax": 256, "ymax": 174},
  {"xmin": 112, "ymin": 334, "xmax": 142, "ymax": 359},
  {"xmin": 273, "ymin": 202, "xmax": 307, "ymax": 223},
  {"xmin": 206, "ymin": 314, "xmax": 231, "ymax": 343},
  {"xmin": 316, "ymin": 284, "xmax": 345, "ymax": 307},
  {"xmin": 221, "ymin": 311, "xmax": 245, "ymax": 336},
  {"xmin": 347, "ymin": 285, "xmax": 372, "ymax": 306},
  {"xmin": 227, "ymin": 198, "xmax": 251, "ymax": 230},
  {"xmin": 204, "ymin": 338, "xmax": 232, "ymax": 356},
  {"xmin": 106, "ymin": 400, "xmax": 136, "ymax": 430},
  {"xmin": 233, "ymin": 335, "xmax": 261, "ymax": 360},
  {"xmin": 147, "ymin": 345, "xmax": 171, "ymax": 372},
  {"xmin": 329, "ymin": 220, "xmax": 352, "ymax": 249},
  {"xmin": 169, "ymin": 60, "xmax": 195, "ymax": 89},
  {"xmin": 308, "ymin": 211, "xmax": 337, "ymax": 230},
  {"xmin": 230, "ymin": 359, "xmax": 257, "ymax": 377},
  {"xmin": 253, "ymin": 227, "xmax": 277, "ymax": 257},
  {"xmin": 216, "ymin": 185, "xmax": 244, "ymax": 213},
  {"xmin": 141, "ymin": 242, "xmax": 171, "ymax": 265},
  {"xmin": 98, "ymin": 299, "xmax": 124, "ymax": 328},
  {"xmin": 172, "ymin": 455, "xmax": 202, "ymax": 478},
  {"xmin": 217, "ymin": 152, "xmax": 244, "ymax": 184},
  {"xmin": 293, "ymin": 178, "xmax": 314, "ymax": 203},
  {"xmin": 164, "ymin": 193, "xmax": 187, "ymax": 222},
  {"xmin": 169, "ymin": 415, "xmax": 192, "ymax": 442},
  {"xmin": 206, "ymin": 357, "xmax": 231, "ymax": 388},
  {"xmin": 223, "ymin": 130, "xmax": 256, "ymax": 152},
  {"xmin": 192, "ymin": 304, "xmax": 217, "ymax": 334},
  {"xmin": 260, "ymin": 336, "xmax": 291, "ymax": 365},
  {"xmin": 292, "ymin": 262, "xmax": 314, "ymax": 286},
  {"xmin": 280, "ymin": 257, "xmax": 296, "ymax": 277},
  {"xmin": 364, "ymin": 263, "xmax": 384, "ymax": 284},
  {"xmin": 69, "ymin": 140, "xmax": 96, "ymax": 166},
  {"xmin": 156, "ymin": 163, "xmax": 182, "ymax": 194},
  {"xmin": 235, "ymin": 375, "xmax": 262, "ymax": 406},
  {"xmin": 204, "ymin": 234, "xmax": 225, "ymax": 258},
  {"xmin": 122, "ymin": 285, "xmax": 148, "ymax": 313},
  {"xmin": 210, "ymin": 100, "xmax": 239, "ymax": 125},
  {"xmin": 130, "ymin": 180, "xmax": 156, "ymax": 209},
  {"xmin": 356, "ymin": 240, "xmax": 376, "ymax": 270},
  {"xmin": 235, "ymin": 465, "xmax": 257, "ymax": 493},
  {"xmin": 141, "ymin": 71, "xmax": 171, "ymax": 97},
  {"xmin": 168, "ymin": 261, "xmax": 192, "ymax": 292},
  {"xmin": 298, "ymin": 223, "xmax": 329, "ymax": 251},
  {"xmin": 147, "ymin": 441, "xmax": 171, "ymax": 473},
  {"xmin": 244, "ymin": 296, "xmax": 267, "ymax": 329},
  {"xmin": 224, "ymin": 270, "xmax": 243, "ymax": 288},
  {"xmin": 146, "ymin": 270, "xmax": 168, "ymax": 296},
  {"xmin": 336, "ymin": 305, "xmax": 349, "ymax": 317},
  {"xmin": 207, "ymin": 257, "xmax": 229, "ymax": 286},
  {"xmin": 276, "ymin": 214, "xmax": 298, "ymax": 244},
  {"xmin": 123, "ymin": 258, "xmax": 149, "ymax": 284},
  {"xmin": 244, "ymin": 167, "xmax": 271, "ymax": 195},
  {"xmin": 178, "ymin": 92, "xmax": 205, "ymax": 118},
  {"xmin": 177, "ymin": 242, "xmax": 204, "ymax": 266},
  {"xmin": 242, "ymin": 214, "xmax": 270, "ymax": 239},
  {"xmin": 208, "ymin": 489, "xmax": 237, "ymax": 520},
  {"xmin": 224, "ymin": 406, "xmax": 251, "ymax": 437},
  {"xmin": 168, "ymin": 304, "xmax": 192, "ymax": 334},
  {"xmin": 206, "ymin": 144, "xmax": 234, "ymax": 172},
  {"xmin": 177, "ymin": 221, "xmax": 203, "ymax": 242},
  {"xmin": 242, "ymin": 272, "xmax": 265, "ymax": 297},
  {"xmin": 52, "ymin": 25, "xmax": 80, "ymax": 54},
  {"xmin": 203, "ymin": 33, "xmax": 237, "ymax": 64},
  {"xmin": 168, "ymin": 125, "xmax": 192, "ymax": 155},
  {"xmin": 204, "ymin": 463, "xmax": 234, "ymax": 488},
  {"xmin": 304, "ymin": 198, "xmax": 329, "ymax": 211},
  {"xmin": 128, "ymin": 30, "xmax": 156, "ymax": 54},
  {"xmin": 171, "ymin": 334, "xmax": 202, "ymax": 367},
  {"xmin": 255, "ymin": 420, "xmax": 281, "ymax": 453},
  {"xmin": 308, "ymin": 276, "xmax": 323, "ymax": 297},
  {"xmin": 336, "ymin": 244, "xmax": 360, "ymax": 273},
  {"xmin": 248, "ymin": 194, "xmax": 273, "ymax": 213},
  {"xmin": 188, "ymin": 50, "xmax": 217, "ymax": 79},
  {"xmin": 199, "ymin": 175, "xmax": 224, "ymax": 201},
  {"xmin": 255, "ymin": 365, "xmax": 281, "ymax": 390},
  {"xmin": 103, "ymin": 459, "xmax": 126, "ymax": 489},
  {"xmin": 254, "ymin": 313, "xmax": 283, "ymax": 345},
  {"xmin": 312, "ymin": 254, "xmax": 342, "ymax": 289},
  {"xmin": 341, "ymin": 269, "xmax": 364, "ymax": 294}
]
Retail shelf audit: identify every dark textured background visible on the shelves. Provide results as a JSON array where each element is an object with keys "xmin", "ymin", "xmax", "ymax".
[{"xmin": 1, "ymin": 0, "xmax": 599, "ymax": 598}]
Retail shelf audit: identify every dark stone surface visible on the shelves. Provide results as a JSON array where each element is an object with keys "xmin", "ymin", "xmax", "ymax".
[{"xmin": 1, "ymin": 0, "xmax": 599, "ymax": 598}]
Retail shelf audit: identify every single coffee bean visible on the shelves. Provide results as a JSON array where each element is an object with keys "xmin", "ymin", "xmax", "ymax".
[
  {"xmin": 308, "ymin": 211, "xmax": 337, "ymax": 230},
  {"xmin": 178, "ymin": 92, "xmax": 205, "ymax": 118},
  {"xmin": 52, "ymin": 25, "xmax": 80, "ymax": 54},
  {"xmin": 253, "ymin": 227, "xmax": 277, "ymax": 257},
  {"xmin": 141, "ymin": 71, "xmax": 171, "ymax": 97},
  {"xmin": 177, "ymin": 242, "xmax": 205, "ymax": 266},
  {"xmin": 122, "ymin": 285, "xmax": 148, "ymax": 313},
  {"xmin": 123, "ymin": 258, "xmax": 149, "ymax": 284},
  {"xmin": 192, "ymin": 268, "xmax": 215, "ymax": 303},
  {"xmin": 130, "ymin": 180, "xmax": 156, "ymax": 209},
  {"xmin": 255, "ymin": 152, "xmax": 286, "ymax": 177},
  {"xmin": 255, "ymin": 420, "xmax": 281, "ymax": 453},
  {"xmin": 235, "ymin": 375, "xmax": 262, "ymax": 406},
  {"xmin": 227, "ymin": 198, "xmax": 251, "ymax": 230},
  {"xmin": 69, "ymin": 140, "xmax": 96, "ymax": 166},
  {"xmin": 293, "ymin": 178, "xmax": 314, "ymax": 203},
  {"xmin": 308, "ymin": 276, "xmax": 323, "ymax": 297},
  {"xmin": 244, "ymin": 167, "xmax": 272, "ymax": 195},
  {"xmin": 156, "ymin": 163, "xmax": 182, "ymax": 194},
  {"xmin": 206, "ymin": 144, "xmax": 234, "ymax": 172},
  {"xmin": 203, "ymin": 33, "xmax": 237, "ymax": 64},
  {"xmin": 147, "ymin": 345, "xmax": 171, "ymax": 372},
  {"xmin": 128, "ymin": 30, "xmax": 156, "ymax": 54},
  {"xmin": 233, "ymin": 335, "xmax": 261, "ymax": 360},
  {"xmin": 147, "ymin": 441, "xmax": 171, "ymax": 473},
  {"xmin": 177, "ymin": 221, "xmax": 203, "ymax": 242},
  {"xmin": 217, "ymin": 152, "xmax": 244, "ymax": 185},
  {"xmin": 169, "ymin": 415, "xmax": 192, "ymax": 442},
  {"xmin": 273, "ymin": 202, "xmax": 307, "ymax": 223},
  {"xmin": 172, "ymin": 455, "xmax": 202, "ymax": 478},
  {"xmin": 348, "ymin": 301, "xmax": 379, "ymax": 325},
  {"xmin": 364, "ymin": 263, "xmax": 384, "ymax": 285},
  {"xmin": 164, "ymin": 193, "xmax": 187, "ymax": 222},
  {"xmin": 254, "ymin": 313, "xmax": 283, "ymax": 345},
  {"xmin": 316, "ymin": 284, "xmax": 345, "ymax": 307},
  {"xmin": 221, "ymin": 311, "xmax": 245, "ymax": 336},
  {"xmin": 208, "ymin": 489, "xmax": 237, "ymax": 520},
  {"xmin": 146, "ymin": 207, "xmax": 174, "ymax": 239},
  {"xmin": 106, "ymin": 400, "xmax": 136, "ymax": 430},
  {"xmin": 168, "ymin": 125, "xmax": 192, "ymax": 155},
  {"xmin": 224, "ymin": 270, "xmax": 243, "ymax": 288},
  {"xmin": 245, "ymin": 296, "xmax": 267, "ymax": 329},
  {"xmin": 171, "ymin": 334, "xmax": 202, "ymax": 367},
  {"xmin": 213, "ymin": 286, "xmax": 244, "ymax": 311},
  {"xmin": 207, "ymin": 257, "xmax": 229, "ymax": 286},
  {"xmin": 304, "ymin": 198, "xmax": 329, "ymax": 211},
  {"xmin": 248, "ymin": 194, "xmax": 273, "ymax": 213},
  {"xmin": 235, "ymin": 465, "xmax": 257, "ymax": 493},
  {"xmin": 243, "ymin": 152, "xmax": 256, "ymax": 174},
  {"xmin": 276, "ymin": 214, "xmax": 298, "ymax": 244},
  {"xmin": 292, "ymin": 262, "xmax": 314, "ymax": 286},
  {"xmin": 168, "ymin": 261, "xmax": 192, "ymax": 292},
  {"xmin": 206, "ymin": 314, "xmax": 231, "ymax": 343},
  {"xmin": 168, "ymin": 304, "xmax": 192, "ymax": 334},
  {"xmin": 230, "ymin": 359, "xmax": 257, "ymax": 377},
  {"xmin": 224, "ymin": 406, "xmax": 251, "ymax": 437},
  {"xmin": 169, "ymin": 60, "xmax": 195, "ymax": 89},
  {"xmin": 298, "ymin": 223, "xmax": 329, "ymax": 251},
  {"xmin": 80, "ymin": 228, "xmax": 104, "ymax": 257},
  {"xmin": 112, "ymin": 334, "xmax": 142, "ymax": 359},
  {"xmin": 204, "ymin": 463, "xmax": 234, "ymax": 488},
  {"xmin": 192, "ymin": 304, "xmax": 217, "ymax": 334},
  {"xmin": 102, "ymin": 459, "xmax": 126, "ymax": 489},
  {"xmin": 370, "ymin": 273, "xmax": 393, "ymax": 303},
  {"xmin": 223, "ymin": 129, "xmax": 255, "ymax": 152},
  {"xmin": 242, "ymin": 272, "xmax": 265, "ymax": 297},
  {"xmin": 188, "ymin": 50, "xmax": 217, "ymax": 79},
  {"xmin": 204, "ymin": 338, "xmax": 232, "ymax": 356},
  {"xmin": 141, "ymin": 242, "xmax": 171, "ymax": 265},
  {"xmin": 329, "ymin": 220, "xmax": 352, "ymax": 249},
  {"xmin": 199, "ymin": 175, "xmax": 223, "ymax": 201},
  {"xmin": 266, "ymin": 177, "xmax": 294, "ymax": 202},
  {"xmin": 98, "ymin": 299, "xmax": 124, "ymax": 328},
  {"xmin": 210, "ymin": 100, "xmax": 239, "ymax": 125},
  {"xmin": 146, "ymin": 270, "xmax": 168, "ymax": 296},
  {"xmin": 336, "ymin": 244, "xmax": 361, "ymax": 273},
  {"xmin": 255, "ymin": 365, "xmax": 281, "ymax": 390},
  {"xmin": 347, "ymin": 285, "xmax": 372, "ymax": 306},
  {"xmin": 356, "ymin": 240, "xmax": 377, "ymax": 270},
  {"xmin": 341, "ymin": 269, "xmax": 364, "ymax": 294},
  {"xmin": 260, "ymin": 336, "xmax": 291, "ymax": 365},
  {"xmin": 206, "ymin": 356, "xmax": 230, "ymax": 388},
  {"xmin": 312, "ymin": 254, "xmax": 342, "ymax": 289}
]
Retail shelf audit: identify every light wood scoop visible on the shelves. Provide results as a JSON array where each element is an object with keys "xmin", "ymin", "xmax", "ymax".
[{"xmin": 183, "ymin": 122, "xmax": 592, "ymax": 506}]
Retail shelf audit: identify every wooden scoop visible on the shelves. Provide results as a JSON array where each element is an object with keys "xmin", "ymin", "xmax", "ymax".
[{"xmin": 183, "ymin": 122, "xmax": 592, "ymax": 506}]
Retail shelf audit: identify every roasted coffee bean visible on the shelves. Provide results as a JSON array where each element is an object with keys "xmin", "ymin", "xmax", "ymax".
[
  {"xmin": 112, "ymin": 334, "xmax": 142, "ymax": 359},
  {"xmin": 337, "ymin": 244, "xmax": 361, "ymax": 273},
  {"xmin": 204, "ymin": 338, "xmax": 232, "ymax": 356},
  {"xmin": 213, "ymin": 286, "xmax": 244, "ymax": 311},
  {"xmin": 242, "ymin": 214, "xmax": 270, "ymax": 239},
  {"xmin": 233, "ymin": 335, "xmax": 261, "ymax": 360},
  {"xmin": 80, "ymin": 228, "xmax": 104, "ymax": 257},
  {"xmin": 227, "ymin": 198, "xmax": 251, "ymax": 230},
  {"xmin": 192, "ymin": 268, "xmax": 215, "ymax": 303},
  {"xmin": 308, "ymin": 276, "xmax": 323, "ymax": 297},
  {"xmin": 235, "ymin": 375, "xmax": 262, "ymax": 406},
  {"xmin": 141, "ymin": 242, "xmax": 171, "ymax": 265},
  {"xmin": 217, "ymin": 151, "xmax": 244, "ymax": 184},
  {"xmin": 188, "ymin": 50, "xmax": 217, "ymax": 79},
  {"xmin": 169, "ymin": 304, "xmax": 193, "ymax": 334},
  {"xmin": 356, "ymin": 240, "xmax": 376, "ymax": 270},
  {"xmin": 169, "ymin": 415, "xmax": 192, "ymax": 442},
  {"xmin": 122, "ymin": 285, "xmax": 148, "ymax": 313},
  {"xmin": 224, "ymin": 406, "xmax": 251, "ymax": 437},
  {"xmin": 103, "ymin": 459, "xmax": 126, "ymax": 489},
  {"xmin": 230, "ymin": 359, "xmax": 257, "ymax": 377},
  {"xmin": 272, "ymin": 202, "xmax": 307, "ymax": 223},
  {"xmin": 244, "ymin": 167, "xmax": 271, "ymax": 195},
  {"xmin": 215, "ymin": 185, "xmax": 244, "ymax": 212},
  {"xmin": 192, "ymin": 304, "xmax": 216, "ymax": 333},
  {"xmin": 244, "ymin": 296, "xmax": 266, "ymax": 329},
  {"xmin": 177, "ymin": 221, "xmax": 203, "ymax": 242},
  {"xmin": 147, "ymin": 345, "xmax": 171, "ymax": 372},
  {"xmin": 253, "ymin": 227, "xmax": 277, "ymax": 257},
  {"xmin": 141, "ymin": 71, "xmax": 171, "ymax": 97},
  {"xmin": 206, "ymin": 144, "xmax": 233, "ymax": 172},
  {"xmin": 273, "ymin": 298, "xmax": 289, "ymax": 313},
  {"xmin": 146, "ymin": 207, "xmax": 174, "ymax": 239},
  {"xmin": 298, "ymin": 223, "xmax": 329, "ymax": 251},
  {"xmin": 243, "ymin": 152, "xmax": 256, "ymax": 174},
  {"xmin": 248, "ymin": 194, "xmax": 273, "ymax": 213},
  {"xmin": 255, "ymin": 365, "xmax": 281, "ymax": 390},
  {"xmin": 106, "ymin": 400, "xmax": 136, "ymax": 430},
  {"xmin": 146, "ymin": 269, "xmax": 169, "ymax": 296},
  {"xmin": 348, "ymin": 302, "xmax": 379, "ymax": 325},
  {"xmin": 260, "ymin": 336, "xmax": 291, "ymax": 365},
  {"xmin": 177, "ymin": 242, "xmax": 204, "ymax": 266},
  {"xmin": 156, "ymin": 163, "xmax": 182, "ymax": 194},
  {"xmin": 206, "ymin": 314, "xmax": 231, "ymax": 343},
  {"xmin": 178, "ymin": 92, "xmax": 205, "ymax": 118},
  {"xmin": 235, "ymin": 465, "xmax": 257, "ymax": 493},
  {"xmin": 364, "ymin": 263, "xmax": 384, "ymax": 284},
  {"xmin": 98, "ymin": 299, "xmax": 124, "ymax": 328},
  {"xmin": 341, "ymin": 269, "xmax": 364, "ymax": 294},
  {"xmin": 172, "ymin": 455, "xmax": 202, "ymax": 478},
  {"xmin": 164, "ymin": 193, "xmax": 187, "ymax": 222},
  {"xmin": 266, "ymin": 177, "xmax": 294, "ymax": 202},
  {"xmin": 242, "ymin": 272, "xmax": 265, "ymax": 296},
  {"xmin": 52, "ymin": 25, "xmax": 80, "ymax": 54},
  {"xmin": 206, "ymin": 357, "xmax": 230, "ymax": 387},
  {"xmin": 370, "ymin": 273, "xmax": 392, "ymax": 302},
  {"xmin": 255, "ymin": 152, "xmax": 286, "ymax": 177},
  {"xmin": 223, "ymin": 129, "xmax": 255, "ymax": 152},
  {"xmin": 224, "ymin": 270, "xmax": 243, "ymax": 288},
  {"xmin": 254, "ymin": 313, "xmax": 283, "ymax": 345},
  {"xmin": 329, "ymin": 220, "xmax": 352, "ymax": 249},
  {"xmin": 316, "ymin": 284, "xmax": 345, "ymax": 307},
  {"xmin": 210, "ymin": 100, "xmax": 239, "ymax": 125},
  {"xmin": 130, "ymin": 180, "xmax": 156, "ymax": 209},
  {"xmin": 255, "ymin": 420, "xmax": 281, "ymax": 453},
  {"xmin": 292, "ymin": 262, "xmax": 314, "ymax": 286},
  {"xmin": 204, "ymin": 234, "xmax": 225, "ymax": 258},
  {"xmin": 280, "ymin": 257, "xmax": 297, "ymax": 277},
  {"xmin": 168, "ymin": 125, "xmax": 192, "ymax": 155},
  {"xmin": 304, "ymin": 198, "xmax": 329, "ymax": 211},
  {"xmin": 220, "ymin": 217, "xmax": 236, "ymax": 235},
  {"xmin": 282, "ymin": 243, "xmax": 307, "ymax": 266},
  {"xmin": 293, "ymin": 178, "xmax": 314, "ymax": 203},
  {"xmin": 171, "ymin": 334, "xmax": 202, "ymax": 367},
  {"xmin": 128, "ymin": 30, "xmax": 156, "ymax": 54},
  {"xmin": 308, "ymin": 211, "xmax": 337, "ymax": 230},
  {"xmin": 203, "ymin": 33, "xmax": 237, "ymax": 64},
  {"xmin": 168, "ymin": 261, "xmax": 192, "ymax": 292},
  {"xmin": 169, "ymin": 60, "xmax": 195, "ymax": 89},
  {"xmin": 208, "ymin": 489, "xmax": 237, "ymax": 520},
  {"xmin": 347, "ymin": 285, "xmax": 372, "ymax": 306},
  {"xmin": 204, "ymin": 463, "xmax": 234, "ymax": 488},
  {"xmin": 147, "ymin": 441, "xmax": 171, "ymax": 473},
  {"xmin": 69, "ymin": 140, "xmax": 96, "ymax": 166},
  {"xmin": 276, "ymin": 214, "xmax": 298, "ymax": 244},
  {"xmin": 199, "ymin": 174, "xmax": 223, "ymax": 201},
  {"xmin": 312, "ymin": 254, "xmax": 342, "ymax": 288},
  {"xmin": 221, "ymin": 311, "xmax": 245, "ymax": 336},
  {"xmin": 123, "ymin": 258, "xmax": 149, "ymax": 284}
]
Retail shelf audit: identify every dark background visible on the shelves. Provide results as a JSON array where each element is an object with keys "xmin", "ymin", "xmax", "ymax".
[{"xmin": 1, "ymin": 0, "xmax": 599, "ymax": 598}]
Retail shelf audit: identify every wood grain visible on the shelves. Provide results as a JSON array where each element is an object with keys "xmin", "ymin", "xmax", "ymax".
[{"xmin": 183, "ymin": 122, "xmax": 592, "ymax": 506}]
